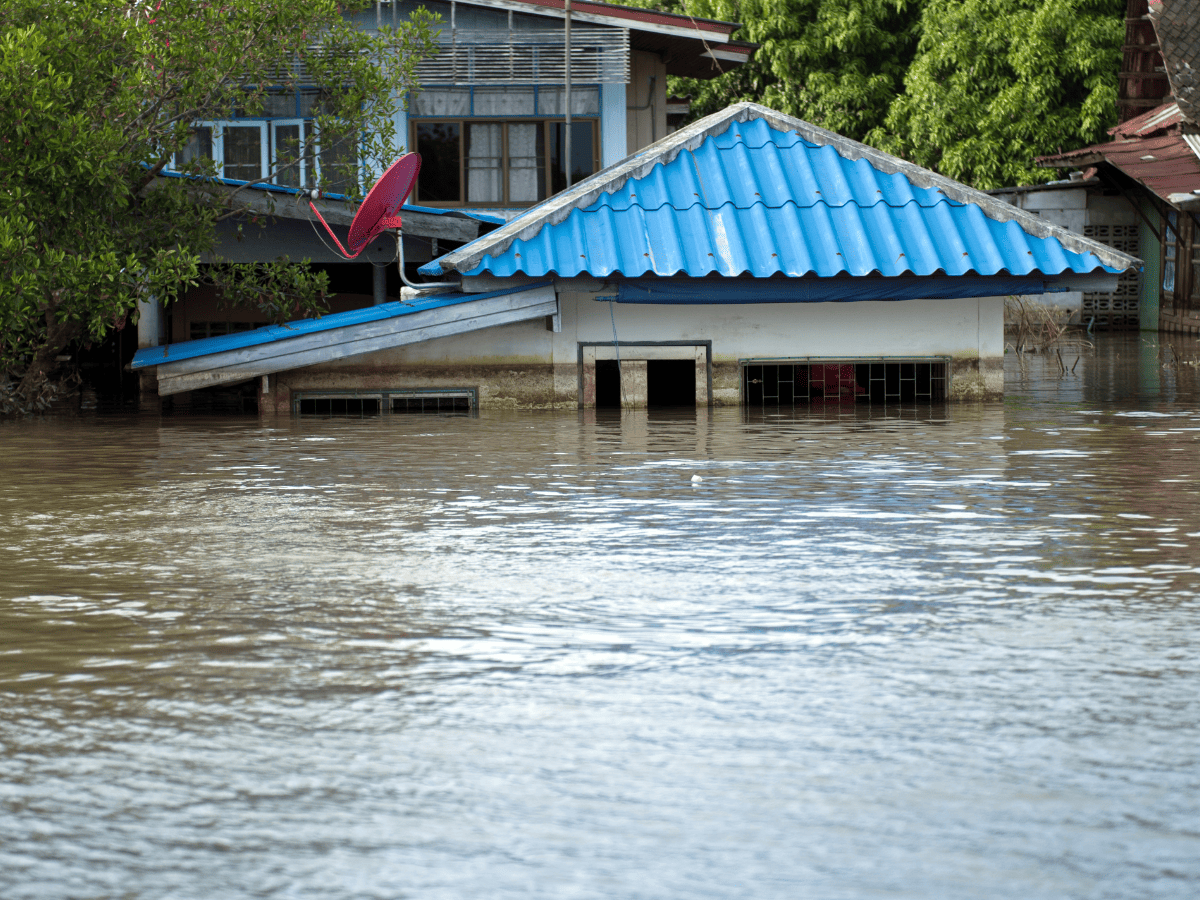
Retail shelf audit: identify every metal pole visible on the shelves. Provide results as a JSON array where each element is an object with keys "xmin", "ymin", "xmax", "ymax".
[
  {"xmin": 372, "ymin": 264, "xmax": 387, "ymax": 305},
  {"xmin": 564, "ymin": 0, "xmax": 572, "ymax": 190}
]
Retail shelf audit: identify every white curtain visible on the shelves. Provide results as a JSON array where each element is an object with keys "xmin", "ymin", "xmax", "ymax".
[
  {"xmin": 466, "ymin": 123, "xmax": 502, "ymax": 203},
  {"xmin": 507, "ymin": 123, "xmax": 540, "ymax": 203},
  {"xmin": 538, "ymin": 86, "xmax": 599, "ymax": 116},
  {"xmin": 410, "ymin": 88, "xmax": 471, "ymax": 117},
  {"xmin": 474, "ymin": 87, "xmax": 535, "ymax": 116}
]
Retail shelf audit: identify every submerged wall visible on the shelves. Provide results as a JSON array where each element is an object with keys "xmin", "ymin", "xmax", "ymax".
[{"xmin": 258, "ymin": 290, "xmax": 1005, "ymax": 412}]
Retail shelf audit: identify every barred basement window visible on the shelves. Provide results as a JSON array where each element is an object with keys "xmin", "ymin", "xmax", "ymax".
[
  {"xmin": 293, "ymin": 389, "xmax": 477, "ymax": 416},
  {"xmin": 390, "ymin": 390, "xmax": 474, "ymax": 414},
  {"xmin": 296, "ymin": 396, "xmax": 381, "ymax": 417},
  {"xmin": 742, "ymin": 359, "xmax": 948, "ymax": 407}
]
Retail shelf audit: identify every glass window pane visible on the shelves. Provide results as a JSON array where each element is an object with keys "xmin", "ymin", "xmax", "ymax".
[
  {"xmin": 410, "ymin": 88, "xmax": 471, "ymax": 117},
  {"xmin": 549, "ymin": 121, "xmax": 594, "ymax": 194},
  {"xmin": 538, "ymin": 86, "xmax": 600, "ymax": 116},
  {"xmin": 299, "ymin": 90, "xmax": 323, "ymax": 118},
  {"xmin": 272, "ymin": 123, "xmax": 304, "ymax": 187},
  {"xmin": 415, "ymin": 122, "xmax": 461, "ymax": 202},
  {"xmin": 474, "ymin": 86, "xmax": 535, "ymax": 116},
  {"xmin": 507, "ymin": 123, "xmax": 544, "ymax": 203},
  {"xmin": 263, "ymin": 92, "xmax": 298, "ymax": 117},
  {"xmin": 318, "ymin": 127, "xmax": 359, "ymax": 195},
  {"xmin": 178, "ymin": 127, "xmax": 212, "ymax": 168},
  {"xmin": 466, "ymin": 123, "xmax": 503, "ymax": 203},
  {"xmin": 223, "ymin": 126, "xmax": 263, "ymax": 182}
]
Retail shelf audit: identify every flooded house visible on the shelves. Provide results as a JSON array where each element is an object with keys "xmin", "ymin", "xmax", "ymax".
[
  {"xmin": 1026, "ymin": 0, "xmax": 1200, "ymax": 335},
  {"xmin": 134, "ymin": 100, "xmax": 1137, "ymax": 412},
  {"xmin": 132, "ymin": 0, "xmax": 752, "ymax": 410}
]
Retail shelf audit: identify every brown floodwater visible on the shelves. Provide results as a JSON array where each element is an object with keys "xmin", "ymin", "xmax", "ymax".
[{"xmin": 1, "ymin": 333, "xmax": 1199, "ymax": 899}]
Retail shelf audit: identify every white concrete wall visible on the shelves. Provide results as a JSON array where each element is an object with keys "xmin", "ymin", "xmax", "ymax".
[
  {"xmin": 368, "ymin": 293, "xmax": 1003, "ymax": 363},
  {"xmin": 320, "ymin": 291, "xmax": 1005, "ymax": 404}
]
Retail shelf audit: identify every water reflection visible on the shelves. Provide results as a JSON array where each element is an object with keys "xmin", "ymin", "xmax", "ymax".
[{"xmin": 1, "ymin": 334, "xmax": 1199, "ymax": 899}]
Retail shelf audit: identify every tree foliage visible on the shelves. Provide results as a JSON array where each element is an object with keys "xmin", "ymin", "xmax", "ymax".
[
  {"xmin": 868, "ymin": 0, "xmax": 1125, "ymax": 189},
  {"xmin": 670, "ymin": 0, "xmax": 1123, "ymax": 190},
  {"xmin": 0, "ymin": 0, "xmax": 437, "ymax": 411},
  {"xmin": 670, "ymin": 0, "xmax": 923, "ymax": 142}
]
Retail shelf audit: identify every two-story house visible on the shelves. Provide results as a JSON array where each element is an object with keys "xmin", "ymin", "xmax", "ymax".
[{"xmin": 138, "ymin": 0, "xmax": 753, "ymax": 385}]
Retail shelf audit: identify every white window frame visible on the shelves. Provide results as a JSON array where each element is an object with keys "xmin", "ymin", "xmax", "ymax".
[
  {"xmin": 218, "ymin": 121, "xmax": 269, "ymax": 184},
  {"xmin": 172, "ymin": 116, "xmax": 359, "ymax": 192},
  {"xmin": 269, "ymin": 118, "xmax": 309, "ymax": 188}
]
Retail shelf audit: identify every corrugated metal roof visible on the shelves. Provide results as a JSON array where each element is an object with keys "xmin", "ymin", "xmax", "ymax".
[
  {"xmin": 423, "ymin": 103, "xmax": 1136, "ymax": 281},
  {"xmin": 131, "ymin": 282, "xmax": 549, "ymax": 370},
  {"xmin": 1110, "ymin": 102, "xmax": 1184, "ymax": 138},
  {"xmin": 1040, "ymin": 130, "xmax": 1200, "ymax": 204}
]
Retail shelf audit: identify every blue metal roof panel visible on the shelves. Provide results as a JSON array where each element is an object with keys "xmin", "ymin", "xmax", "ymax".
[
  {"xmin": 131, "ymin": 282, "xmax": 550, "ymax": 369},
  {"xmin": 422, "ymin": 106, "xmax": 1135, "ymax": 281},
  {"xmin": 456, "ymin": 200, "xmax": 1117, "ymax": 280}
]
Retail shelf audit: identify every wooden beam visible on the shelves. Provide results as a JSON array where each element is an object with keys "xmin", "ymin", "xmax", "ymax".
[
  {"xmin": 1117, "ymin": 98, "xmax": 1172, "ymax": 107},
  {"xmin": 1040, "ymin": 152, "xmax": 1105, "ymax": 168}
]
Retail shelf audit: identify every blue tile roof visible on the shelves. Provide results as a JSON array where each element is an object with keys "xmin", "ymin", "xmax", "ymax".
[
  {"xmin": 421, "ymin": 103, "xmax": 1138, "ymax": 281},
  {"xmin": 131, "ymin": 283, "xmax": 549, "ymax": 369}
]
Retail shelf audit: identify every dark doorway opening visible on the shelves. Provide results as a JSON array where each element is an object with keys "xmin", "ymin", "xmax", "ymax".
[
  {"xmin": 648, "ymin": 359, "xmax": 695, "ymax": 407},
  {"xmin": 596, "ymin": 359, "xmax": 621, "ymax": 408}
]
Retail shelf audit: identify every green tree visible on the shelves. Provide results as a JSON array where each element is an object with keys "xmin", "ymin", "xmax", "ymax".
[
  {"xmin": 0, "ymin": 0, "xmax": 437, "ymax": 412},
  {"xmin": 670, "ymin": 0, "xmax": 923, "ymax": 142},
  {"xmin": 868, "ymin": 0, "xmax": 1125, "ymax": 189}
]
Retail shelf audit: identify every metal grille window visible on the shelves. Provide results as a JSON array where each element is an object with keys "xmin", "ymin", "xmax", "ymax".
[
  {"xmin": 294, "ymin": 389, "xmax": 477, "ymax": 416},
  {"xmin": 743, "ymin": 359, "xmax": 948, "ymax": 407}
]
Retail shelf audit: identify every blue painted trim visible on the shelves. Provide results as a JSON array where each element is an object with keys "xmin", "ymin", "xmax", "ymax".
[{"xmin": 610, "ymin": 276, "xmax": 1071, "ymax": 305}]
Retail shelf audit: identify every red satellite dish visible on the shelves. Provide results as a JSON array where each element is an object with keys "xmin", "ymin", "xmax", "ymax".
[{"xmin": 308, "ymin": 153, "xmax": 421, "ymax": 259}]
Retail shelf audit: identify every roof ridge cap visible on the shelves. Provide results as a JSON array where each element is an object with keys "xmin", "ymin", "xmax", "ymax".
[{"xmin": 430, "ymin": 101, "xmax": 1139, "ymax": 277}]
